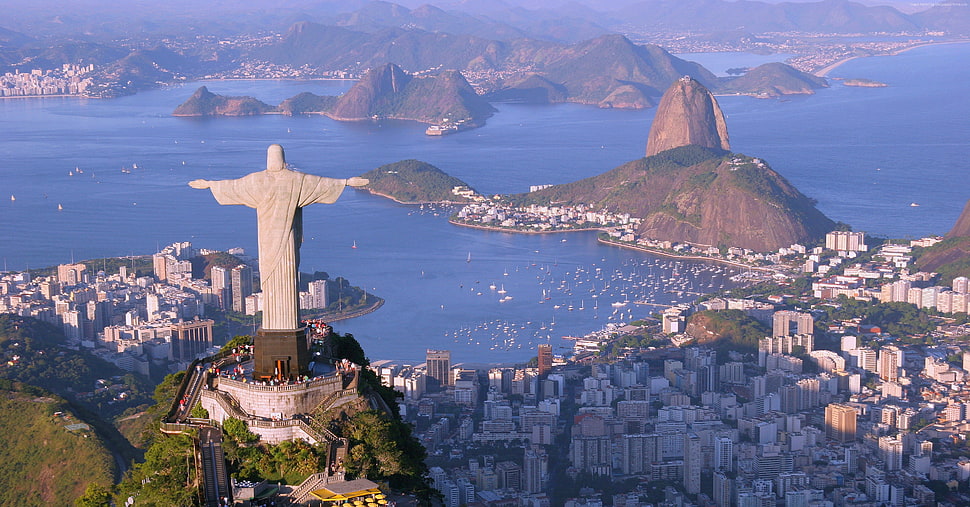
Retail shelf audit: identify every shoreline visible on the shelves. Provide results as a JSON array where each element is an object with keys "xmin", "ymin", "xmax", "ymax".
[
  {"xmin": 449, "ymin": 219, "xmax": 603, "ymax": 235},
  {"xmin": 356, "ymin": 188, "xmax": 472, "ymax": 206},
  {"xmin": 596, "ymin": 237, "xmax": 776, "ymax": 272},
  {"xmin": 450, "ymin": 218, "xmax": 776, "ymax": 272},
  {"xmin": 304, "ymin": 295, "xmax": 384, "ymax": 323},
  {"xmin": 814, "ymin": 40, "xmax": 970, "ymax": 77}
]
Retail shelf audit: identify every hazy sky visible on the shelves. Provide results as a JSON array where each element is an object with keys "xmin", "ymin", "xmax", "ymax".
[{"xmin": 0, "ymin": 0, "xmax": 936, "ymax": 38}]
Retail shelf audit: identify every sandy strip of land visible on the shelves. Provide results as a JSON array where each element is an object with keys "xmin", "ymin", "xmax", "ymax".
[{"xmin": 815, "ymin": 40, "xmax": 970, "ymax": 77}]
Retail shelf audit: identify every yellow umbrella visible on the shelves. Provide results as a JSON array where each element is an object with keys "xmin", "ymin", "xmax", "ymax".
[
  {"xmin": 377, "ymin": 500, "xmax": 388, "ymax": 505},
  {"xmin": 374, "ymin": 494, "xmax": 386, "ymax": 499}
]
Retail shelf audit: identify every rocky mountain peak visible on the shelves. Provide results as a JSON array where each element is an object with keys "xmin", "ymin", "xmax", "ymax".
[
  {"xmin": 947, "ymin": 199, "xmax": 970, "ymax": 238},
  {"xmin": 645, "ymin": 76, "xmax": 730, "ymax": 157}
]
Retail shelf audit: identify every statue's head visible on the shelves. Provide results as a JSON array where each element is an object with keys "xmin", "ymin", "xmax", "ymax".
[{"xmin": 267, "ymin": 144, "xmax": 286, "ymax": 172}]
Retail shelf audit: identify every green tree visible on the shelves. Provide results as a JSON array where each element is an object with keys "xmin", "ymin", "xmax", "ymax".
[
  {"xmin": 75, "ymin": 483, "xmax": 112, "ymax": 507},
  {"xmin": 220, "ymin": 335, "xmax": 253, "ymax": 354},
  {"xmin": 117, "ymin": 432, "xmax": 198, "ymax": 507},
  {"xmin": 223, "ymin": 416, "xmax": 258, "ymax": 445},
  {"xmin": 190, "ymin": 403, "xmax": 209, "ymax": 419},
  {"xmin": 340, "ymin": 410, "xmax": 434, "ymax": 498}
]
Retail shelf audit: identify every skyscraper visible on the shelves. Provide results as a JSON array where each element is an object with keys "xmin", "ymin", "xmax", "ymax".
[
  {"xmin": 714, "ymin": 436, "xmax": 734, "ymax": 472},
  {"xmin": 308, "ymin": 279, "xmax": 330, "ymax": 309},
  {"xmin": 171, "ymin": 319, "xmax": 215, "ymax": 363},
  {"xmin": 537, "ymin": 343, "xmax": 552, "ymax": 376},
  {"xmin": 712, "ymin": 471, "xmax": 733, "ymax": 507},
  {"xmin": 426, "ymin": 349, "xmax": 451, "ymax": 389},
  {"xmin": 522, "ymin": 446, "xmax": 547, "ymax": 494},
  {"xmin": 621, "ymin": 433, "xmax": 660, "ymax": 475},
  {"xmin": 210, "ymin": 265, "xmax": 230, "ymax": 310},
  {"xmin": 230, "ymin": 264, "xmax": 253, "ymax": 313},
  {"xmin": 825, "ymin": 403, "xmax": 857, "ymax": 443},
  {"xmin": 878, "ymin": 345, "xmax": 904, "ymax": 381},
  {"xmin": 57, "ymin": 263, "xmax": 87, "ymax": 287},
  {"xmin": 683, "ymin": 433, "xmax": 701, "ymax": 494},
  {"xmin": 772, "ymin": 310, "xmax": 814, "ymax": 337}
]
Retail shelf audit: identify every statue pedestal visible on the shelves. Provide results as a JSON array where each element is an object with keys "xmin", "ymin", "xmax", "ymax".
[{"xmin": 254, "ymin": 327, "xmax": 310, "ymax": 380}]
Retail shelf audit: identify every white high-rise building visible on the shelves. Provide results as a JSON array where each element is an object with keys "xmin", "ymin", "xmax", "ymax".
[
  {"xmin": 308, "ymin": 279, "xmax": 330, "ymax": 309},
  {"xmin": 210, "ymin": 266, "xmax": 230, "ymax": 310},
  {"xmin": 714, "ymin": 436, "xmax": 734, "ymax": 472}
]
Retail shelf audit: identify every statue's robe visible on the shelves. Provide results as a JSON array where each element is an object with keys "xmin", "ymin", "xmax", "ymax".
[{"xmin": 207, "ymin": 169, "xmax": 346, "ymax": 330}]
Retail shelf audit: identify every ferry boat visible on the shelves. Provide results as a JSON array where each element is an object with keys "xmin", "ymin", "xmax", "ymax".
[
  {"xmin": 425, "ymin": 124, "xmax": 459, "ymax": 136},
  {"xmin": 425, "ymin": 118, "xmax": 472, "ymax": 136}
]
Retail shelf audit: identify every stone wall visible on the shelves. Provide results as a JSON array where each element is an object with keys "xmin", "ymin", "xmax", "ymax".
[
  {"xmin": 214, "ymin": 374, "xmax": 344, "ymax": 418},
  {"xmin": 199, "ymin": 390, "xmax": 320, "ymax": 445}
]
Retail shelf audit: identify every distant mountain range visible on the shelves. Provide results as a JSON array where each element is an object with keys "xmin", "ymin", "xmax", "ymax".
[
  {"xmin": 1, "ymin": 0, "xmax": 966, "ymax": 41},
  {"xmin": 250, "ymin": 28, "xmax": 829, "ymax": 111},
  {"xmin": 3, "ymin": 0, "xmax": 961, "ymax": 100}
]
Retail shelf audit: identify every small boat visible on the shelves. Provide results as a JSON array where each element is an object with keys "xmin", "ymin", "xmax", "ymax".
[
  {"xmin": 57, "ymin": 204, "xmax": 63, "ymax": 211},
  {"xmin": 352, "ymin": 240, "xmax": 357, "ymax": 249},
  {"xmin": 9, "ymin": 195, "xmax": 13, "ymax": 202},
  {"xmin": 467, "ymin": 252, "xmax": 472, "ymax": 263},
  {"xmin": 910, "ymin": 202, "xmax": 920, "ymax": 207}
]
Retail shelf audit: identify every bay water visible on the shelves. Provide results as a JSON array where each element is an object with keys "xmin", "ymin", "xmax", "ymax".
[{"xmin": 0, "ymin": 43, "xmax": 966, "ymax": 363}]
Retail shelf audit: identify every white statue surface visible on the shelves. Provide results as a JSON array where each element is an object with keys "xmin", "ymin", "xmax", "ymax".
[{"xmin": 190, "ymin": 144, "xmax": 367, "ymax": 330}]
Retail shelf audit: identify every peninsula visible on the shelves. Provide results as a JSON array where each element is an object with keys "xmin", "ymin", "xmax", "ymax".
[
  {"xmin": 357, "ymin": 160, "xmax": 480, "ymax": 204},
  {"xmin": 451, "ymin": 77, "xmax": 834, "ymax": 253}
]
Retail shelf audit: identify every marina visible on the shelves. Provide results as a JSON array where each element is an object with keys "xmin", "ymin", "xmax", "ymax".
[{"xmin": 428, "ymin": 249, "xmax": 737, "ymax": 357}]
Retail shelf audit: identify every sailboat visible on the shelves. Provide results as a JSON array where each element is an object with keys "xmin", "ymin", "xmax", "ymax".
[
  {"xmin": 497, "ymin": 284, "xmax": 507, "ymax": 294},
  {"xmin": 466, "ymin": 252, "xmax": 472, "ymax": 263},
  {"xmin": 9, "ymin": 195, "xmax": 14, "ymax": 202},
  {"xmin": 57, "ymin": 204, "xmax": 63, "ymax": 211},
  {"xmin": 351, "ymin": 240, "xmax": 357, "ymax": 249}
]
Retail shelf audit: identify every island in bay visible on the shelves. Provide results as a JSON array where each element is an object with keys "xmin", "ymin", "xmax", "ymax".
[
  {"xmin": 173, "ymin": 63, "xmax": 495, "ymax": 133},
  {"xmin": 842, "ymin": 78, "xmax": 889, "ymax": 87}
]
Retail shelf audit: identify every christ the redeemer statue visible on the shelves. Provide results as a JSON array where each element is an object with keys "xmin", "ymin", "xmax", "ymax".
[{"xmin": 190, "ymin": 144, "xmax": 368, "ymax": 331}]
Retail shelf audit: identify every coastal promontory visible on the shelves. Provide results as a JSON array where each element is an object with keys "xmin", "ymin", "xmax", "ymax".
[
  {"xmin": 357, "ymin": 159, "xmax": 478, "ymax": 204},
  {"xmin": 716, "ymin": 62, "xmax": 828, "ymax": 97},
  {"xmin": 507, "ymin": 78, "xmax": 834, "ymax": 251}
]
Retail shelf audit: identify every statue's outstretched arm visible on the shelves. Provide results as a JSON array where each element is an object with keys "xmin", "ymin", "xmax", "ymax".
[
  {"xmin": 188, "ymin": 179, "xmax": 211, "ymax": 189},
  {"xmin": 346, "ymin": 177, "xmax": 369, "ymax": 187}
]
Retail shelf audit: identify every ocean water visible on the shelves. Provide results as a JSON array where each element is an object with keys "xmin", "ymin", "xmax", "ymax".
[{"xmin": 0, "ymin": 43, "xmax": 967, "ymax": 363}]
